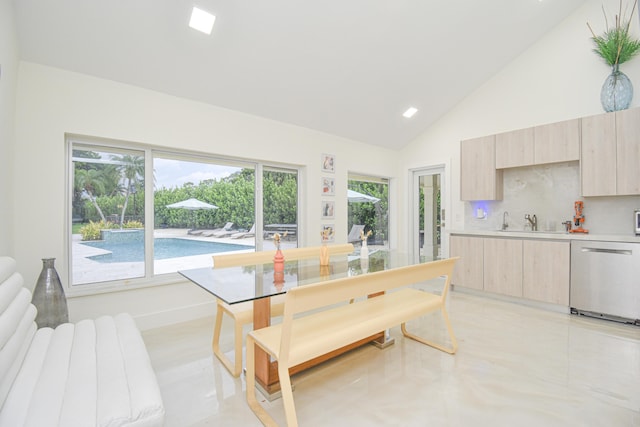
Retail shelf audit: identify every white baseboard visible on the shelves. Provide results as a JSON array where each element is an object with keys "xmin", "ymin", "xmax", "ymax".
[{"xmin": 133, "ymin": 300, "xmax": 216, "ymax": 331}]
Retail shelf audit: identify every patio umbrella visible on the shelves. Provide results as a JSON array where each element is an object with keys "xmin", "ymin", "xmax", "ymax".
[
  {"xmin": 166, "ymin": 198, "xmax": 218, "ymax": 229},
  {"xmin": 347, "ymin": 189, "xmax": 380, "ymax": 203},
  {"xmin": 166, "ymin": 198, "xmax": 219, "ymax": 210}
]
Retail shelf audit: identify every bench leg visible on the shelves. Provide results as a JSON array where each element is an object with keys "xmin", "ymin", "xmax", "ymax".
[
  {"xmin": 401, "ymin": 305, "xmax": 458, "ymax": 354},
  {"xmin": 246, "ymin": 336, "xmax": 279, "ymax": 427},
  {"xmin": 278, "ymin": 364, "xmax": 299, "ymax": 427},
  {"xmin": 212, "ymin": 301, "xmax": 243, "ymax": 377}
]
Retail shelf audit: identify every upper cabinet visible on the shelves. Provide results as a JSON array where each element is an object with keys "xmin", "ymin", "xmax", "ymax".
[
  {"xmin": 581, "ymin": 109, "xmax": 640, "ymax": 197},
  {"xmin": 494, "ymin": 119, "xmax": 580, "ymax": 170},
  {"xmin": 615, "ymin": 108, "xmax": 640, "ymax": 195},
  {"xmin": 581, "ymin": 112, "xmax": 616, "ymax": 196},
  {"xmin": 460, "ymin": 136, "xmax": 503, "ymax": 201},
  {"xmin": 534, "ymin": 119, "xmax": 580, "ymax": 165},
  {"xmin": 495, "ymin": 128, "xmax": 534, "ymax": 168},
  {"xmin": 461, "ymin": 107, "xmax": 640, "ymax": 201}
]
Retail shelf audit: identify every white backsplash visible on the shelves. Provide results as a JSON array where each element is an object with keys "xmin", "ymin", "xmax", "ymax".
[{"xmin": 464, "ymin": 161, "xmax": 640, "ymax": 236}]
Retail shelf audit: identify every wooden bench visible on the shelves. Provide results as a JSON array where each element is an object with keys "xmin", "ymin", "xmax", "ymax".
[
  {"xmin": 246, "ymin": 256, "xmax": 459, "ymax": 427},
  {"xmin": 210, "ymin": 244, "xmax": 354, "ymax": 377}
]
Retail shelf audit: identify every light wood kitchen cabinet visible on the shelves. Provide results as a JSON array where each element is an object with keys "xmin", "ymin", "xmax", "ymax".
[
  {"xmin": 522, "ymin": 240, "xmax": 570, "ymax": 305},
  {"xmin": 615, "ymin": 107, "xmax": 640, "ymax": 195},
  {"xmin": 581, "ymin": 112, "xmax": 617, "ymax": 196},
  {"xmin": 495, "ymin": 127, "xmax": 534, "ymax": 169},
  {"xmin": 534, "ymin": 118, "xmax": 580, "ymax": 165},
  {"xmin": 450, "ymin": 235, "xmax": 484, "ymax": 290},
  {"xmin": 483, "ymin": 238, "xmax": 523, "ymax": 297},
  {"xmin": 460, "ymin": 136, "xmax": 503, "ymax": 201}
]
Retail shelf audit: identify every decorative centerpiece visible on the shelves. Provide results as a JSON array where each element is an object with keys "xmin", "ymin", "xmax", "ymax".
[
  {"xmin": 273, "ymin": 232, "xmax": 287, "ymax": 275},
  {"xmin": 588, "ymin": 0, "xmax": 640, "ymax": 111},
  {"xmin": 320, "ymin": 227, "xmax": 334, "ymax": 266},
  {"xmin": 359, "ymin": 229, "xmax": 372, "ymax": 259}
]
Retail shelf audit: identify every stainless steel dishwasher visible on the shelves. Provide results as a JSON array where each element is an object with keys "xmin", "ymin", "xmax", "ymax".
[{"xmin": 570, "ymin": 240, "xmax": 640, "ymax": 325}]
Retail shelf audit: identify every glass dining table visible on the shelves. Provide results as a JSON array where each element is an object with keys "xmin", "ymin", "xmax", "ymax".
[{"xmin": 179, "ymin": 250, "xmax": 415, "ymax": 393}]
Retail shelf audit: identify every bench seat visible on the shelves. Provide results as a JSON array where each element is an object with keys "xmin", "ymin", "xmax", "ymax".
[
  {"xmin": 250, "ymin": 288, "xmax": 442, "ymax": 367},
  {"xmin": 246, "ymin": 257, "xmax": 459, "ymax": 427}
]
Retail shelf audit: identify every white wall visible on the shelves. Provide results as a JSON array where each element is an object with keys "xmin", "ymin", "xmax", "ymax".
[
  {"xmin": 398, "ymin": 0, "xmax": 640, "ymax": 249},
  {"xmin": 13, "ymin": 63, "xmax": 398, "ymax": 329},
  {"xmin": 0, "ymin": 0, "xmax": 18, "ymax": 256}
]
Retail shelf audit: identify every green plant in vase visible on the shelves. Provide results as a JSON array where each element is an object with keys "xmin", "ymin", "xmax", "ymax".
[{"xmin": 588, "ymin": 0, "xmax": 640, "ymax": 111}]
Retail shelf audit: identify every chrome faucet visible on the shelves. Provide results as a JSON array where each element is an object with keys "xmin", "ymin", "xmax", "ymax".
[
  {"xmin": 502, "ymin": 211, "xmax": 509, "ymax": 231},
  {"xmin": 525, "ymin": 214, "xmax": 538, "ymax": 231}
]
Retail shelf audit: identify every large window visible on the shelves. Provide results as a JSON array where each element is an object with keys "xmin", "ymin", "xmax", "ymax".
[
  {"xmin": 69, "ymin": 138, "xmax": 299, "ymax": 287},
  {"xmin": 347, "ymin": 174, "xmax": 389, "ymax": 249}
]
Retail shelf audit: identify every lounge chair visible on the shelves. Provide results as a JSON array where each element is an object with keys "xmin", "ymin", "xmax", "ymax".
[
  {"xmin": 202, "ymin": 222, "xmax": 233, "ymax": 237},
  {"xmin": 347, "ymin": 224, "xmax": 365, "ymax": 244},
  {"xmin": 187, "ymin": 229, "xmax": 204, "ymax": 236},
  {"xmin": 230, "ymin": 224, "xmax": 255, "ymax": 239},
  {"xmin": 211, "ymin": 223, "xmax": 236, "ymax": 238}
]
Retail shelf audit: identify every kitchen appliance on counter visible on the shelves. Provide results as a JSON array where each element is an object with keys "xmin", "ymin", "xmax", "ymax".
[
  {"xmin": 635, "ymin": 209, "xmax": 640, "ymax": 235},
  {"xmin": 570, "ymin": 240, "xmax": 640, "ymax": 325},
  {"xmin": 569, "ymin": 201, "xmax": 588, "ymax": 234}
]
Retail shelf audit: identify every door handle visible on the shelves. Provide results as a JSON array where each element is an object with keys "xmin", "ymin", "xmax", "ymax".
[{"xmin": 581, "ymin": 247, "xmax": 632, "ymax": 255}]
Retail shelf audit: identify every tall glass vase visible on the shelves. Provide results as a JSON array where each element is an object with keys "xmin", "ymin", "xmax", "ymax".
[
  {"xmin": 601, "ymin": 64, "xmax": 633, "ymax": 112},
  {"xmin": 32, "ymin": 258, "xmax": 69, "ymax": 328}
]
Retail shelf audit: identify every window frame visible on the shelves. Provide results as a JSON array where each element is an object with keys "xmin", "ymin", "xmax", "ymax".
[{"xmin": 65, "ymin": 134, "xmax": 302, "ymax": 296}]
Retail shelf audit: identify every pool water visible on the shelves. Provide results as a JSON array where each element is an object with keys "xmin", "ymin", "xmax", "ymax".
[{"xmin": 81, "ymin": 238, "xmax": 253, "ymax": 263}]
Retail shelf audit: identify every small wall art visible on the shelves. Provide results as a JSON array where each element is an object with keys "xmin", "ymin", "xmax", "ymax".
[
  {"xmin": 321, "ymin": 177, "xmax": 335, "ymax": 196},
  {"xmin": 321, "ymin": 200, "xmax": 335, "ymax": 219},
  {"xmin": 321, "ymin": 153, "xmax": 335, "ymax": 173},
  {"xmin": 321, "ymin": 224, "xmax": 335, "ymax": 243}
]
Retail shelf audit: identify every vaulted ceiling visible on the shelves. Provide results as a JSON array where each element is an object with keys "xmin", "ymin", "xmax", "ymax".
[{"xmin": 13, "ymin": 0, "xmax": 587, "ymax": 150}]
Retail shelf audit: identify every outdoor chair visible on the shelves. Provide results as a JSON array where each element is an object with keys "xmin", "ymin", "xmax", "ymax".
[
  {"xmin": 230, "ymin": 224, "xmax": 255, "ymax": 239},
  {"xmin": 202, "ymin": 222, "xmax": 233, "ymax": 237},
  {"xmin": 347, "ymin": 224, "xmax": 365, "ymax": 244}
]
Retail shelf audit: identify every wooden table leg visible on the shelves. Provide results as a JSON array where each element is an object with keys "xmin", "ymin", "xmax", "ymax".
[{"xmin": 253, "ymin": 297, "xmax": 279, "ymax": 393}]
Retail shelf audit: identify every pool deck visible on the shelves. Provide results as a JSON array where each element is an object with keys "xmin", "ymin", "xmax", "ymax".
[{"xmin": 71, "ymin": 228, "xmax": 297, "ymax": 285}]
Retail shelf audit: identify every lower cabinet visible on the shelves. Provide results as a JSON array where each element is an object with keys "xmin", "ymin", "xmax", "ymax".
[
  {"xmin": 450, "ymin": 235, "xmax": 483, "ymax": 290},
  {"xmin": 449, "ymin": 235, "xmax": 570, "ymax": 306},
  {"xmin": 522, "ymin": 240, "xmax": 570, "ymax": 305},
  {"xmin": 483, "ymin": 238, "xmax": 523, "ymax": 298}
]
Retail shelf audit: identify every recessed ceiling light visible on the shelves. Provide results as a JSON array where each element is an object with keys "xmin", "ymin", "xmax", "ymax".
[
  {"xmin": 189, "ymin": 7, "xmax": 215, "ymax": 35},
  {"xmin": 402, "ymin": 107, "xmax": 418, "ymax": 118}
]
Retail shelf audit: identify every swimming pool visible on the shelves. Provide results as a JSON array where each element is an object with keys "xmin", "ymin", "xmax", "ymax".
[{"xmin": 81, "ymin": 238, "xmax": 253, "ymax": 263}]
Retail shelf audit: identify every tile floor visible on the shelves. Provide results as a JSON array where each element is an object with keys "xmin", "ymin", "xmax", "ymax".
[{"xmin": 142, "ymin": 291, "xmax": 640, "ymax": 426}]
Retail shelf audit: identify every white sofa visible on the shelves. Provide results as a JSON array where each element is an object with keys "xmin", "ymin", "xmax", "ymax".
[{"xmin": 0, "ymin": 257, "xmax": 165, "ymax": 426}]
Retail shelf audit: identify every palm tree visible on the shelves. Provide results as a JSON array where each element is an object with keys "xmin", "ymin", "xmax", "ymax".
[
  {"xmin": 112, "ymin": 154, "xmax": 144, "ymax": 228},
  {"xmin": 75, "ymin": 169, "xmax": 107, "ymax": 222}
]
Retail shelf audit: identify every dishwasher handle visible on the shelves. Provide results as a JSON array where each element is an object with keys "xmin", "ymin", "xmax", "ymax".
[{"xmin": 581, "ymin": 247, "xmax": 633, "ymax": 255}]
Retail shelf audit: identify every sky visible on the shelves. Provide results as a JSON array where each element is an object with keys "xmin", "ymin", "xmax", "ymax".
[{"xmin": 154, "ymin": 158, "xmax": 243, "ymax": 190}]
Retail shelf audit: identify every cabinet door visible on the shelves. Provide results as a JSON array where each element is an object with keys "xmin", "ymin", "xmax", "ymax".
[
  {"xmin": 522, "ymin": 240, "xmax": 570, "ymax": 305},
  {"xmin": 581, "ymin": 112, "xmax": 616, "ymax": 196},
  {"xmin": 460, "ymin": 136, "xmax": 503, "ymax": 201},
  {"xmin": 615, "ymin": 108, "xmax": 640, "ymax": 195},
  {"xmin": 483, "ymin": 238, "xmax": 522, "ymax": 297},
  {"xmin": 495, "ymin": 127, "xmax": 534, "ymax": 169},
  {"xmin": 450, "ymin": 235, "xmax": 483, "ymax": 290},
  {"xmin": 534, "ymin": 119, "xmax": 580, "ymax": 165}
]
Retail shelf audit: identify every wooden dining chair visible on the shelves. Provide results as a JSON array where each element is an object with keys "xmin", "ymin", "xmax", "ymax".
[{"xmin": 210, "ymin": 243, "xmax": 354, "ymax": 377}]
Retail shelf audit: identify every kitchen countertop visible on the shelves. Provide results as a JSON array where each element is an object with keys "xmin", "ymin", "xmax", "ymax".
[{"xmin": 447, "ymin": 229, "xmax": 640, "ymax": 243}]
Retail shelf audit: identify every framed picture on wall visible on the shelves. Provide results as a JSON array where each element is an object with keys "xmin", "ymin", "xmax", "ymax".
[
  {"xmin": 321, "ymin": 224, "xmax": 335, "ymax": 243},
  {"xmin": 321, "ymin": 153, "xmax": 335, "ymax": 173},
  {"xmin": 321, "ymin": 200, "xmax": 335, "ymax": 219},
  {"xmin": 321, "ymin": 177, "xmax": 335, "ymax": 196}
]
